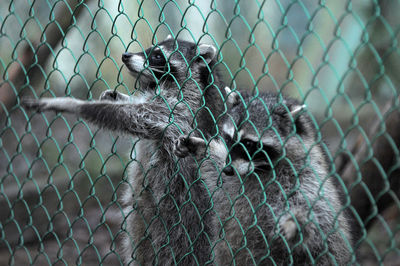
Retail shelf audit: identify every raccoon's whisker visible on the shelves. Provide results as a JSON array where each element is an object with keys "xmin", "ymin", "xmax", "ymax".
[
  {"xmin": 254, "ymin": 167, "xmax": 269, "ymax": 173},
  {"xmin": 158, "ymin": 79, "xmax": 170, "ymax": 90},
  {"xmin": 147, "ymin": 64, "xmax": 189, "ymax": 75},
  {"xmin": 149, "ymin": 67, "xmax": 179, "ymax": 75},
  {"xmin": 148, "ymin": 67, "xmax": 165, "ymax": 73},
  {"xmin": 252, "ymin": 160, "xmax": 268, "ymax": 167}
]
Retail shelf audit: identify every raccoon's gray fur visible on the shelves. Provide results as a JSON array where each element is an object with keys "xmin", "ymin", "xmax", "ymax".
[
  {"xmin": 22, "ymin": 36, "xmax": 228, "ymax": 265},
  {"xmin": 175, "ymin": 90, "xmax": 353, "ymax": 265}
]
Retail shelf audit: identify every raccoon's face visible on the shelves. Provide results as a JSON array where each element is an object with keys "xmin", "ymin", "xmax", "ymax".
[
  {"xmin": 121, "ymin": 35, "xmax": 217, "ymax": 91},
  {"xmin": 221, "ymin": 119, "xmax": 282, "ymax": 177},
  {"xmin": 221, "ymin": 93, "xmax": 309, "ymax": 177}
]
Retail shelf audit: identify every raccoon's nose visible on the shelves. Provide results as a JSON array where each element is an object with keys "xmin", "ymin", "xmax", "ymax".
[
  {"xmin": 223, "ymin": 166, "xmax": 235, "ymax": 176},
  {"xmin": 122, "ymin": 52, "xmax": 133, "ymax": 63}
]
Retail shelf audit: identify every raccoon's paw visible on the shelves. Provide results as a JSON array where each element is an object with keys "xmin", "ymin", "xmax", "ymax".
[
  {"xmin": 22, "ymin": 97, "xmax": 82, "ymax": 113},
  {"xmin": 174, "ymin": 135, "xmax": 206, "ymax": 158},
  {"xmin": 174, "ymin": 139, "xmax": 187, "ymax": 158},
  {"xmin": 21, "ymin": 98, "xmax": 47, "ymax": 112},
  {"xmin": 174, "ymin": 136, "xmax": 193, "ymax": 158},
  {"xmin": 277, "ymin": 213, "xmax": 300, "ymax": 242},
  {"xmin": 100, "ymin": 90, "xmax": 130, "ymax": 102}
]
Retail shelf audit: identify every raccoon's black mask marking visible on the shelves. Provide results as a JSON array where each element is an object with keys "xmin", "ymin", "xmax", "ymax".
[
  {"xmin": 122, "ymin": 38, "xmax": 219, "ymax": 90},
  {"xmin": 223, "ymin": 133, "xmax": 281, "ymax": 175}
]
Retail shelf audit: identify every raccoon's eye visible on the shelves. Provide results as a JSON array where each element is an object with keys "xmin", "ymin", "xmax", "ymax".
[
  {"xmin": 242, "ymin": 139, "xmax": 259, "ymax": 155},
  {"xmin": 262, "ymin": 145, "xmax": 280, "ymax": 160},
  {"xmin": 243, "ymin": 139, "xmax": 256, "ymax": 148},
  {"xmin": 150, "ymin": 51, "xmax": 165, "ymax": 63}
]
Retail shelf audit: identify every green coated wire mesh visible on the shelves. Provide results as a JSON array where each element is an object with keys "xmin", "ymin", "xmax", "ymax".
[{"xmin": 0, "ymin": 0, "xmax": 399, "ymax": 265}]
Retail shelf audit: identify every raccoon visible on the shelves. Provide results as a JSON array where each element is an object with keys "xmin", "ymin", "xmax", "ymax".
[
  {"xmin": 23, "ymin": 36, "xmax": 228, "ymax": 265},
  {"xmin": 175, "ymin": 90, "xmax": 353, "ymax": 265}
]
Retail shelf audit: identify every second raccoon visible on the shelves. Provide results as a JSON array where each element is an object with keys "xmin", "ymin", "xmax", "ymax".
[{"xmin": 175, "ymin": 90, "xmax": 353, "ymax": 265}]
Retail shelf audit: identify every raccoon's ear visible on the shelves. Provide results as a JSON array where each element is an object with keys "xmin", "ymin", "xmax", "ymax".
[
  {"xmin": 290, "ymin": 104, "xmax": 306, "ymax": 118},
  {"xmin": 224, "ymin": 86, "xmax": 240, "ymax": 106},
  {"xmin": 289, "ymin": 104, "xmax": 307, "ymax": 135},
  {"xmin": 166, "ymin": 34, "xmax": 173, "ymax": 40},
  {"xmin": 198, "ymin": 43, "xmax": 217, "ymax": 64}
]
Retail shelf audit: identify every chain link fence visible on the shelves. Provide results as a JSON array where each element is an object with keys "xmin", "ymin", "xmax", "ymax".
[{"xmin": 1, "ymin": 0, "xmax": 399, "ymax": 265}]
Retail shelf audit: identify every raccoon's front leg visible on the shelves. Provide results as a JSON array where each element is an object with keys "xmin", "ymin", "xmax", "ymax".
[
  {"xmin": 22, "ymin": 90, "xmax": 130, "ymax": 113},
  {"xmin": 22, "ymin": 97, "xmax": 85, "ymax": 113},
  {"xmin": 23, "ymin": 97, "xmax": 172, "ymax": 139}
]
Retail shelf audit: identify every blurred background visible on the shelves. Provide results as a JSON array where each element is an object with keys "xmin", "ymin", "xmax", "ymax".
[{"xmin": 0, "ymin": 0, "xmax": 399, "ymax": 264}]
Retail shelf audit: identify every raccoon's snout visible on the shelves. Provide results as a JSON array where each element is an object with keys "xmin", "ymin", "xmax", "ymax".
[
  {"xmin": 223, "ymin": 166, "xmax": 235, "ymax": 176},
  {"xmin": 122, "ymin": 52, "xmax": 133, "ymax": 63}
]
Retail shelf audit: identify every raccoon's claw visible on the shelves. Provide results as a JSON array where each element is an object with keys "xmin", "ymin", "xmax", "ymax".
[
  {"xmin": 100, "ymin": 90, "xmax": 130, "ymax": 102},
  {"xmin": 100, "ymin": 90, "xmax": 118, "ymax": 101}
]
